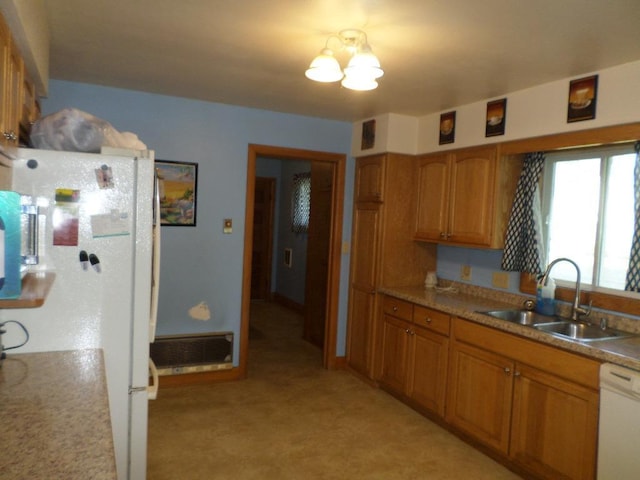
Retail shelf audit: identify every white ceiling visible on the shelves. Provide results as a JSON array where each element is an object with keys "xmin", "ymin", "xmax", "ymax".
[{"xmin": 43, "ymin": 0, "xmax": 640, "ymax": 122}]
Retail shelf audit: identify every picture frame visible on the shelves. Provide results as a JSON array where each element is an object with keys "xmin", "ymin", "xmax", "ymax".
[
  {"xmin": 361, "ymin": 119, "xmax": 376, "ymax": 150},
  {"xmin": 439, "ymin": 111, "xmax": 456, "ymax": 145},
  {"xmin": 155, "ymin": 160, "xmax": 198, "ymax": 226},
  {"xmin": 485, "ymin": 98, "xmax": 507, "ymax": 137},
  {"xmin": 567, "ymin": 75, "xmax": 598, "ymax": 123}
]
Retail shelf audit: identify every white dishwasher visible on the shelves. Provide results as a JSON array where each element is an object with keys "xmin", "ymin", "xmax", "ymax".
[{"xmin": 598, "ymin": 363, "xmax": 640, "ymax": 479}]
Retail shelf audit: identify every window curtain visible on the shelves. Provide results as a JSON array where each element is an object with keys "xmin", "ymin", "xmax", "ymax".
[
  {"xmin": 501, "ymin": 152, "xmax": 546, "ymax": 274},
  {"xmin": 291, "ymin": 172, "xmax": 311, "ymax": 233},
  {"xmin": 625, "ymin": 142, "xmax": 640, "ymax": 291}
]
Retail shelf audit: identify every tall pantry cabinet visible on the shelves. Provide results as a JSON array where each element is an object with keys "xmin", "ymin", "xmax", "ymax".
[{"xmin": 346, "ymin": 153, "xmax": 436, "ymax": 379}]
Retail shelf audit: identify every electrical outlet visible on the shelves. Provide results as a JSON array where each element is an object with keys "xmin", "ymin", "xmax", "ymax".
[
  {"xmin": 461, "ymin": 265, "xmax": 472, "ymax": 281},
  {"xmin": 492, "ymin": 272, "xmax": 510, "ymax": 289}
]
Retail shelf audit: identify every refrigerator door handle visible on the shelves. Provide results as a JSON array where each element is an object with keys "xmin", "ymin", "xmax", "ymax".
[
  {"xmin": 148, "ymin": 358, "xmax": 159, "ymax": 400},
  {"xmin": 149, "ymin": 169, "xmax": 161, "ymax": 342}
]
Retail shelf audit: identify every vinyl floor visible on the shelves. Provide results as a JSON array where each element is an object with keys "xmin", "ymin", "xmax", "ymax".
[{"xmin": 147, "ymin": 301, "xmax": 522, "ymax": 480}]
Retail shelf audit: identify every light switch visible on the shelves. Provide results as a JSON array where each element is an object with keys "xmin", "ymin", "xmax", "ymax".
[
  {"xmin": 461, "ymin": 265, "xmax": 472, "ymax": 281},
  {"xmin": 223, "ymin": 218, "xmax": 232, "ymax": 234}
]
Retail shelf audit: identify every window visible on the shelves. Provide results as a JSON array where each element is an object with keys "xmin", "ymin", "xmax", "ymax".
[
  {"xmin": 541, "ymin": 144, "xmax": 636, "ymax": 291},
  {"xmin": 291, "ymin": 172, "xmax": 311, "ymax": 233}
]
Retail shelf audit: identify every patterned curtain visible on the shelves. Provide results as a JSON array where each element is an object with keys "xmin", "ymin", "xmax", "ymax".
[
  {"xmin": 501, "ymin": 152, "xmax": 546, "ymax": 273},
  {"xmin": 625, "ymin": 142, "xmax": 640, "ymax": 291},
  {"xmin": 291, "ymin": 172, "xmax": 311, "ymax": 233}
]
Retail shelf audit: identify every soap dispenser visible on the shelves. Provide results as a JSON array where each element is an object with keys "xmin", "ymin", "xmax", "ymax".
[{"xmin": 535, "ymin": 277, "xmax": 556, "ymax": 316}]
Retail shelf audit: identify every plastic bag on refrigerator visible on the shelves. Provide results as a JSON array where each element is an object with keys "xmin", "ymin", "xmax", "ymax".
[{"xmin": 30, "ymin": 108, "xmax": 147, "ymax": 152}]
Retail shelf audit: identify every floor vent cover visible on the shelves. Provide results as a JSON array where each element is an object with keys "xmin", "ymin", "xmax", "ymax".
[{"xmin": 150, "ymin": 332, "xmax": 233, "ymax": 375}]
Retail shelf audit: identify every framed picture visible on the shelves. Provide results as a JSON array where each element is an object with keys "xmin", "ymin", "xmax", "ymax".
[
  {"xmin": 485, "ymin": 98, "xmax": 507, "ymax": 137},
  {"xmin": 155, "ymin": 160, "xmax": 198, "ymax": 226},
  {"xmin": 567, "ymin": 75, "xmax": 598, "ymax": 123},
  {"xmin": 361, "ymin": 119, "xmax": 376, "ymax": 150},
  {"xmin": 439, "ymin": 111, "xmax": 456, "ymax": 145}
]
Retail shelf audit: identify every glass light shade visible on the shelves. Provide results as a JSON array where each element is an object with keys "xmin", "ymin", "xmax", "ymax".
[
  {"xmin": 305, "ymin": 48, "xmax": 344, "ymax": 82},
  {"xmin": 341, "ymin": 75, "xmax": 378, "ymax": 91},
  {"xmin": 344, "ymin": 48, "xmax": 383, "ymax": 77}
]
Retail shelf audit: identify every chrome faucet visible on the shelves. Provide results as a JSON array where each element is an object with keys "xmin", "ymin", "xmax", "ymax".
[{"xmin": 539, "ymin": 257, "xmax": 591, "ymax": 322}]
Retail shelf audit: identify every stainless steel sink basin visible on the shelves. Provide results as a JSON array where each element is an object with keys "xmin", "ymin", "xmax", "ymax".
[
  {"xmin": 479, "ymin": 309, "xmax": 637, "ymax": 342},
  {"xmin": 479, "ymin": 309, "xmax": 558, "ymax": 326},
  {"xmin": 534, "ymin": 321, "xmax": 636, "ymax": 342}
]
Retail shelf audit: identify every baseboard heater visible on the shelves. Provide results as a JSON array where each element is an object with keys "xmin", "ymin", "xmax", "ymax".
[{"xmin": 150, "ymin": 332, "xmax": 233, "ymax": 376}]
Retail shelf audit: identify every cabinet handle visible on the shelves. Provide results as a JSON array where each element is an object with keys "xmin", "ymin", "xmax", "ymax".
[
  {"xmin": 439, "ymin": 232, "xmax": 447, "ymax": 238},
  {"xmin": 405, "ymin": 328, "xmax": 411, "ymax": 334},
  {"xmin": 425, "ymin": 317, "xmax": 432, "ymax": 323},
  {"xmin": 514, "ymin": 371, "xmax": 521, "ymax": 377},
  {"xmin": 504, "ymin": 367, "xmax": 511, "ymax": 375},
  {"xmin": 4, "ymin": 131, "xmax": 17, "ymax": 141},
  {"xmin": 392, "ymin": 306, "xmax": 398, "ymax": 312}
]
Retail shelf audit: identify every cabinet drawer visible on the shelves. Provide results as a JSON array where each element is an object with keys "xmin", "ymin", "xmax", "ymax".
[
  {"xmin": 412, "ymin": 305, "xmax": 450, "ymax": 336},
  {"xmin": 382, "ymin": 296, "xmax": 413, "ymax": 321}
]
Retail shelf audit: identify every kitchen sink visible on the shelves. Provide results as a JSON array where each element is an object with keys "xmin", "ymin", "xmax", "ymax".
[
  {"xmin": 479, "ymin": 309, "xmax": 558, "ymax": 326},
  {"xmin": 534, "ymin": 321, "xmax": 636, "ymax": 342},
  {"xmin": 479, "ymin": 309, "xmax": 637, "ymax": 342}
]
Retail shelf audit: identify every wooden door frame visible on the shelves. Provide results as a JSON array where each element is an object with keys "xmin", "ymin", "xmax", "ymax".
[{"xmin": 239, "ymin": 144, "xmax": 346, "ymax": 376}]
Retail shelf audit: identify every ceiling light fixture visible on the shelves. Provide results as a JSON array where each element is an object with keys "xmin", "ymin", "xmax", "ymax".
[{"xmin": 305, "ymin": 29, "xmax": 383, "ymax": 91}]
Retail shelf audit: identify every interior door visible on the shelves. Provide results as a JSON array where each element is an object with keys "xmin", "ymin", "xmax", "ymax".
[
  {"xmin": 304, "ymin": 161, "xmax": 333, "ymax": 347},
  {"xmin": 251, "ymin": 177, "xmax": 275, "ymax": 300}
]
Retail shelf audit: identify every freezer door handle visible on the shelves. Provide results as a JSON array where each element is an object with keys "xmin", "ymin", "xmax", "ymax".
[{"xmin": 148, "ymin": 357, "xmax": 159, "ymax": 400}]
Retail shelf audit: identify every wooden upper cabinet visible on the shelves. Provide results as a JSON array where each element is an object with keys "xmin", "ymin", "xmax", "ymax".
[
  {"xmin": 0, "ymin": 11, "xmax": 38, "ymax": 147},
  {"xmin": 0, "ymin": 15, "xmax": 11, "ymax": 146},
  {"xmin": 415, "ymin": 145, "xmax": 521, "ymax": 248},
  {"xmin": 414, "ymin": 153, "xmax": 450, "ymax": 241},
  {"xmin": 354, "ymin": 155, "xmax": 385, "ymax": 202},
  {"xmin": 448, "ymin": 147, "xmax": 496, "ymax": 245}
]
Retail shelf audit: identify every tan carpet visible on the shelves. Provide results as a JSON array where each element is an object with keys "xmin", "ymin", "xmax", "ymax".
[{"xmin": 147, "ymin": 301, "xmax": 522, "ymax": 479}]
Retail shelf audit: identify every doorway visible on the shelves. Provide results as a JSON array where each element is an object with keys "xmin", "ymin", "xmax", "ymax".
[{"xmin": 240, "ymin": 144, "xmax": 346, "ymax": 375}]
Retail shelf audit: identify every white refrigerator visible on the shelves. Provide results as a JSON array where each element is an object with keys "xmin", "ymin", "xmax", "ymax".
[{"xmin": 1, "ymin": 147, "xmax": 160, "ymax": 480}]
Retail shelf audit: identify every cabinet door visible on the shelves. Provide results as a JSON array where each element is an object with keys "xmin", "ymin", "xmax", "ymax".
[
  {"xmin": 346, "ymin": 203, "xmax": 380, "ymax": 377},
  {"xmin": 0, "ymin": 17, "xmax": 10, "ymax": 146},
  {"xmin": 355, "ymin": 155, "xmax": 385, "ymax": 202},
  {"xmin": 350, "ymin": 204, "xmax": 380, "ymax": 288},
  {"xmin": 4, "ymin": 40, "xmax": 22, "ymax": 146},
  {"xmin": 446, "ymin": 341, "xmax": 514, "ymax": 453},
  {"xmin": 379, "ymin": 314, "xmax": 410, "ymax": 394},
  {"xmin": 510, "ymin": 364, "xmax": 598, "ymax": 480},
  {"xmin": 407, "ymin": 326, "xmax": 448, "ymax": 417},
  {"xmin": 448, "ymin": 147, "xmax": 497, "ymax": 246},
  {"xmin": 414, "ymin": 153, "xmax": 450, "ymax": 241},
  {"xmin": 346, "ymin": 286, "xmax": 376, "ymax": 377}
]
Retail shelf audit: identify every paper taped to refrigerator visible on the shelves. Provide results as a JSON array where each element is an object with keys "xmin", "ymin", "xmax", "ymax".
[{"xmin": 91, "ymin": 210, "xmax": 131, "ymax": 238}]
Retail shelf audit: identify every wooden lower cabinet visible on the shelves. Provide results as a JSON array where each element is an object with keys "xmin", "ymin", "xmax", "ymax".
[
  {"xmin": 379, "ymin": 297, "xmax": 449, "ymax": 417},
  {"xmin": 346, "ymin": 286, "xmax": 376, "ymax": 377},
  {"xmin": 447, "ymin": 318, "xmax": 599, "ymax": 480},
  {"xmin": 406, "ymin": 324, "xmax": 449, "ymax": 416},
  {"xmin": 446, "ymin": 341, "xmax": 514, "ymax": 453},
  {"xmin": 510, "ymin": 364, "xmax": 599, "ymax": 480},
  {"xmin": 379, "ymin": 313, "xmax": 410, "ymax": 393}
]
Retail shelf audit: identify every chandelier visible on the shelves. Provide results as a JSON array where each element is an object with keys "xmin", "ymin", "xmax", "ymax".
[{"xmin": 305, "ymin": 29, "xmax": 383, "ymax": 91}]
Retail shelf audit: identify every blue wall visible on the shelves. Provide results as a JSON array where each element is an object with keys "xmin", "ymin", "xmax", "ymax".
[
  {"xmin": 437, "ymin": 245, "xmax": 522, "ymax": 294},
  {"xmin": 40, "ymin": 80, "xmax": 354, "ymax": 362}
]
